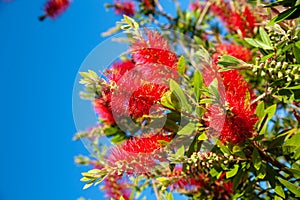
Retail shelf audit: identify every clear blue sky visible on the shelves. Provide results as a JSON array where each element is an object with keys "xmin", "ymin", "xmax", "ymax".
[{"xmin": 0, "ymin": 1, "xmax": 189, "ymax": 199}]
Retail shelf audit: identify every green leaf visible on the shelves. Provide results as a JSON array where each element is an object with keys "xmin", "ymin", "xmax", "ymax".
[
  {"xmin": 287, "ymin": 168, "xmax": 300, "ymax": 179},
  {"xmin": 83, "ymin": 182, "xmax": 93, "ymax": 190},
  {"xmin": 226, "ymin": 164, "xmax": 239, "ymax": 178},
  {"xmin": 177, "ymin": 122, "xmax": 196, "ymax": 135},
  {"xmin": 165, "ymin": 192, "xmax": 174, "ymax": 200},
  {"xmin": 259, "ymin": 27, "xmax": 272, "ymax": 47},
  {"xmin": 257, "ymin": 163, "xmax": 266, "ymax": 179},
  {"xmin": 177, "ymin": 56, "xmax": 186, "ymax": 75},
  {"xmin": 255, "ymin": 101, "xmax": 265, "ymax": 117},
  {"xmin": 259, "ymin": 104, "xmax": 277, "ymax": 134},
  {"xmin": 119, "ymin": 196, "xmax": 125, "ymax": 200},
  {"xmin": 175, "ymin": 145, "xmax": 185, "ymax": 157},
  {"xmin": 245, "ymin": 38, "xmax": 273, "ymax": 50},
  {"xmin": 252, "ymin": 147, "xmax": 262, "ymax": 171},
  {"xmin": 293, "ymin": 41, "xmax": 300, "ymax": 63},
  {"xmin": 193, "ymin": 70, "xmax": 203, "ymax": 102},
  {"xmin": 198, "ymin": 132, "xmax": 207, "ymax": 141},
  {"xmin": 169, "ymin": 79, "xmax": 192, "ymax": 112},
  {"xmin": 278, "ymin": 178, "xmax": 300, "ymax": 197},
  {"xmin": 217, "ymin": 55, "xmax": 244, "ymax": 67},
  {"xmin": 268, "ymin": 7, "xmax": 298, "ymax": 26},
  {"xmin": 122, "ymin": 15, "xmax": 139, "ymax": 30},
  {"xmin": 286, "ymin": 85, "xmax": 300, "ymax": 90},
  {"xmin": 275, "ymin": 184, "xmax": 286, "ymax": 198}
]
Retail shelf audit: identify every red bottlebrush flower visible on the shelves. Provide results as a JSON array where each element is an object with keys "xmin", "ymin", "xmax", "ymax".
[
  {"xmin": 94, "ymin": 98, "xmax": 115, "ymax": 125},
  {"xmin": 107, "ymin": 132, "xmax": 172, "ymax": 174},
  {"xmin": 131, "ymin": 29, "xmax": 178, "ymax": 69},
  {"xmin": 203, "ymin": 43, "xmax": 257, "ymax": 143},
  {"xmin": 106, "ymin": 60, "xmax": 136, "ymax": 83},
  {"xmin": 129, "ymin": 83, "xmax": 168, "ymax": 119},
  {"xmin": 113, "ymin": 0, "xmax": 135, "ymax": 17},
  {"xmin": 211, "ymin": 0, "xmax": 258, "ymax": 37},
  {"xmin": 213, "ymin": 43, "xmax": 253, "ymax": 63},
  {"xmin": 189, "ymin": 0, "xmax": 201, "ymax": 11},
  {"xmin": 102, "ymin": 172, "xmax": 131, "ymax": 200},
  {"xmin": 39, "ymin": 0, "xmax": 70, "ymax": 21},
  {"xmin": 93, "ymin": 83, "xmax": 115, "ymax": 125},
  {"xmin": 141, "ymin": 0, "xmax": 155, "ymax": 11},
  {"xmin": 170, "ymin": 167, "xmax": 233, "ymax": 199}
]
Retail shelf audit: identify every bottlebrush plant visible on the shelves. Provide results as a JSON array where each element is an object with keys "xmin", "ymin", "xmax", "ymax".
[{"xmin": 71, "ymin": 0, "xmax": 300, "ymax": 199}]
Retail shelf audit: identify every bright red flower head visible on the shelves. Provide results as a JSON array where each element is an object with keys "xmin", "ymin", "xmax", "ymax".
[
  {"xmin": 189, "ymin": 0, "xmax": 201, "ymax": 11},
  {"xmin": 170, "ymin": 167, "xmax": 233, "ymax": 198},
  {"xmin": 203, "ymin": 43, "xmax": 257, "ymax": 143},
  {"xmin": 102, "ymin": 172, "xmax": 131, "ymax": 200},
  {"xmin": 107, "ymin": 132, "xmax": 172, "ymax": 174},
  {"xmin": 129, "ymin": 83, "xmax": 168, "ymax": 119},
  {"xmin": 113, "ymin": 0, "xmax": 135, "ymax": 17},
  {"xmin": 40, "ymin": 0, "xmax": 70, "ymax": 21},
  {"xmin": 106, "ymin": 60, "xmax": 136, "ymax": 83},
  {"xmin": 131, "ymin": 29, "xmax": 178, "ymax": 69},
  {"xmin": 212, "ymin": 43, "xmax": 253, "ymax": 63},
  {"xmin": 211, "ymin": 0, "xmax": 258, "ymax": 37}
]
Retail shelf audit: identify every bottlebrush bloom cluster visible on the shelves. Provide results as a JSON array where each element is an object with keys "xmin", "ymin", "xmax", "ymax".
[
  {"xmin": 94, "ymin": 29, "xmax": 178, "ymax": 122},
  {"xmin": 113, "ymin": 0, "xmax": 136, "ymax": 17},
  {"xmin": 39, "ymin": 0, "xmax": 71, "ymax": 21},
  {"xmin": 189, "ymin": 0, "xmax": 202, "ymax": 11},
  {"xmin": 102, "ymin": 172, "xmax": 131, "ymax": 200},
  {"xmin": 170, "ymin": 167, "xmax": 233, "ymax": 199},
  {"xmin": 107, "ymin": 132, "xmax": 173, "ymax": 174},
  {"xmin": 204, "ymin": 43, "xmax": 257, "ymax": 143},
  {"xmin": 211, "ymin": 0, "xmax": 258, "ymax": 37}
]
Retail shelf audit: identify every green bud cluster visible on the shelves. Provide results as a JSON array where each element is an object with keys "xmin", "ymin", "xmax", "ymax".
[
  {"xmin": 252, "ymin": 59, "xmax": 300, "ymax": 87},
  {"xmin": 185, "ymin": 152, "xmax": 231, "ymax": 175},
  {"xmin": 266, "ymin": 26, "xmax": 299, "ymax": 48}
]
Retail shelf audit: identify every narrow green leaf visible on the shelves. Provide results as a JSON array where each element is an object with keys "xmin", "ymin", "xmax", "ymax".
[
  {"xmin": 255, "ymin": 101, "xmax": 265, "ymax": 117},
  {"xmin": 217, "ymin": 55, "xmax": 243, "ymax": 67},
  {"xmin": 278, "ymin": 178, "xmax": 300, "ymax": 197},
  {"xmin": 286, "ymin": 85, "xmax": 300, "ymax": 90},
  {"xmin": 268, "ymin": 7, "xmax": 298, "ymax": 26},
  {"xmin": 83, "ymin": 182, "xmax": 93, "ymax": 190},
  {"xmin": 293, "ymin": 41, "xmax": 300, "ymax": 63},
  {"xmin": 259, "ymin": 27, "xmax": 272, "ymax": 47},
  {"xmin": 177, "ymin": 122, "xmax": 196, "ymax": 135},
  {"xmin": 170, "ymin": 80, "xmax": 192, "ymax": 112},
  {"xmin": 175, "ymin": 145, "xmax": 185, "ymax": 157},
  {"xmin": 198, "ymin": 132, "xmax": 207, "ymax": 141},
  {"xmin": 252, "ymin": 147, "xmax": 262, "ymax": 171},
  {"xmin": 177, "ymin": 56, "xmax": 186, "ymax": 75},
  {"xmin": 226, "ymin": 164, "xmax": 239, "ymax": 178},
  {"xmin": 275, "ymin": 184, "xmax": 286, "ymax": 198},
  {"xmin": 287, "ymin": 168, "xmax": 300, "ymax": 179},
  {"xmin": 245, "ymin": 38, "xmax": 273, "ymax": 50},
  {"xmin": 193, "ymin": 70, "xmax": 203, "ymax": 102}
]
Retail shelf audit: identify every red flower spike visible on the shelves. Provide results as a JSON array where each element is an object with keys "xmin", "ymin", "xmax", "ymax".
[
  {"xmin": 131, "ymin": 29, "xmax": 178, "ymax": 69},
  {"xmin": 211, "ymin": 0, "xmax": 258, "ymax": 37},
  {"xmin": 39, "ymin": 0, "xmax": 70, "ymax": 21},
  {"xmin": 170, "ymin": 167, "xmax": 233, "ymax": 198},
  {"xmin": 189, "ymin": 0, "xmax": 201, "ymax": 11},
  {"xmin": 102, "ymin": 172, "xmax": 131, "ymax": 200},
  {"xmin": 142, "ymin": 0, "xmax": 155, "ymax": 11},
  {"xmin": 204, "ymin": 43, "xmax": 257, "ymax": 143},
  {"xmin": 129, "ymin": 83, "xmax": 168, "ymax": 119},
  {"xmin": 107, "ymin": 60, "xmax": 136, "ymax": 83},
  {"xmin": 107, "ymin": 132, "xmax": 172, "ymax": 174},
  {"xmin": 113, "ymin": 0, "xmax": 135, "ymax": 17}
]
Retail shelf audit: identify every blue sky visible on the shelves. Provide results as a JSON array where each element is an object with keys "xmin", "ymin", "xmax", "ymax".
[{"xmin": 0, "ymin": 1, "xmax": 190, "ymax": 199}]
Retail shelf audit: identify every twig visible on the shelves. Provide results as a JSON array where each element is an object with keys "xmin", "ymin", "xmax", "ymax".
[
  {"xmin": 251, "ymin": 88, "xmax": 272, "ymax": 105},
  {"xmin": 195, "ymin": 2, "xmax": 212, "ymax": 30},
  {"xmin": 152, "ymin": 179, "xmax": 161, "ymax": 200}
]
